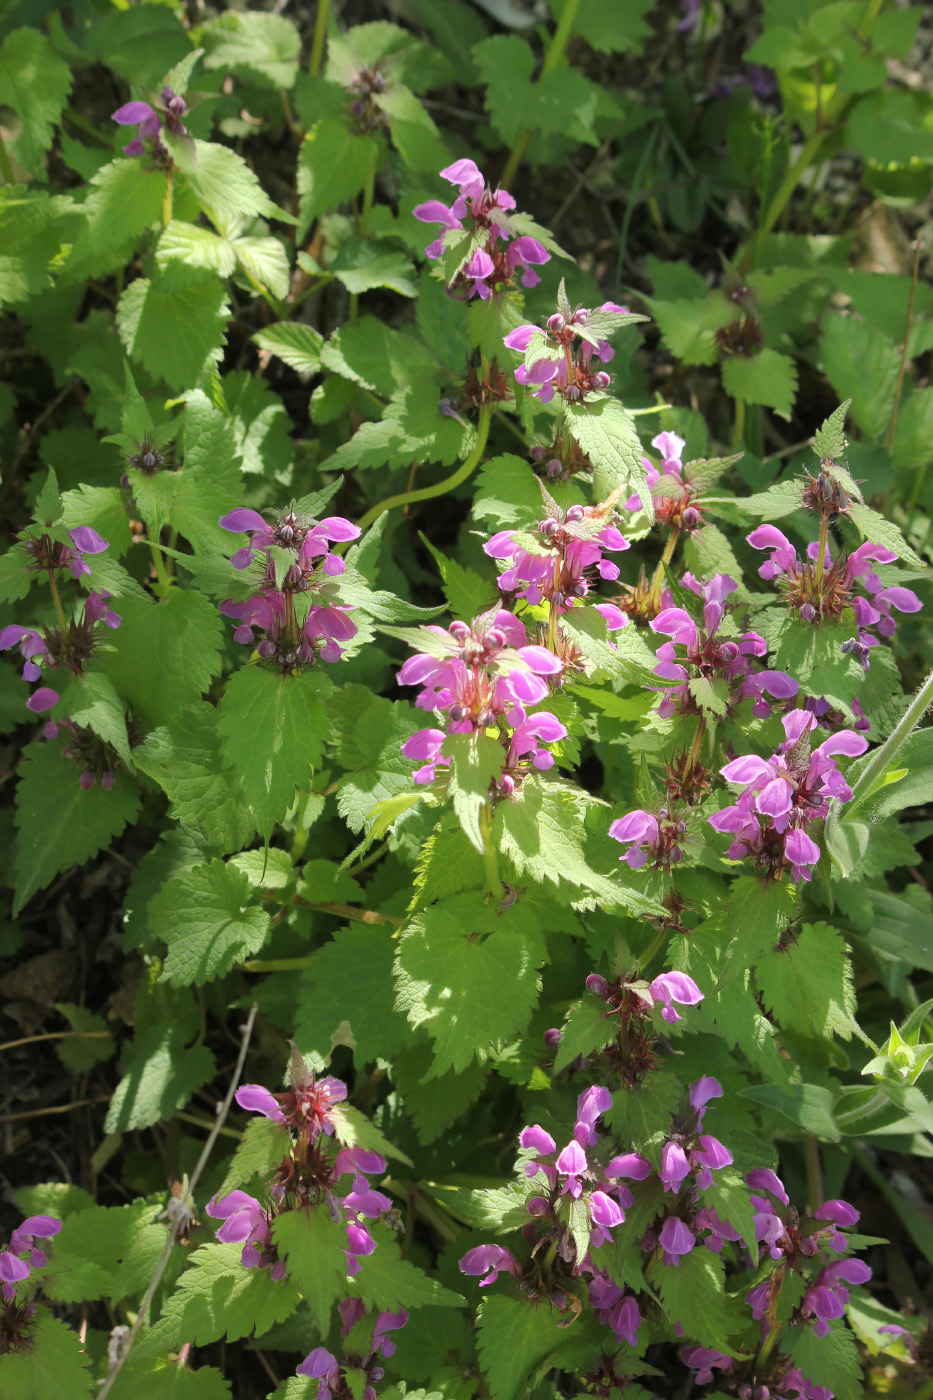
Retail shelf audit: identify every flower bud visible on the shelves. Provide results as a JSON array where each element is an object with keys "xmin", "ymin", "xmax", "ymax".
[
  {"xmin": 590, "ymin": 371, "xmax": 610, "ymax": 391},
  {"xmin": 546, "ymin": 313, "xmax": 565, "ymax": 334},
  {"xmin": 799, "ymin": 603, "xmax": 816, "ymax": 623},
  {"xmin": 565, "ymin": 384, "xmax": 582, "ymax": 402},
  {"xmin": 449, "ymin": 621, "xmax": 470, "ymax": 640},
  {"xmin": 498, "ymin": 774, "xmax": 515, "ymax": 797},
  {"xmin": 546, "ymin": 458, "xmax": 562, "ymax": 478},
  {"xmin": 257, "ymin": 640, "xmax": 277, "ymax": 659},
  {"xmin": 541, "ymin": 518, "xmax": 561, "ymax": 539},
  {"xmin": 565, "ymin": 505, "xmax": 584, "ymax": 523},
  {"xmin": 296, "ymin": 643, "xmax": 312, "ymax": 665},
  {"xmin": 719, "ymin": 641, "xmax": 739, "ymax": 662},
  {"xmin": 530, "ymin": 445, "xmax": 548, "ymax": 461},
  {"xmin": 543, "ymin": 1028, "xmax": 562, "ymax": 1049},
  {"xmin": 449, "ymin": 704, "xmax": 466, "ymax": 722},
  {"xmin": 681, "ymin": 505, "xmax": 701, "ymax": 529},
  {"xmin": 486, "ymin": 628, "xmax": 506, "ymax": 650}
]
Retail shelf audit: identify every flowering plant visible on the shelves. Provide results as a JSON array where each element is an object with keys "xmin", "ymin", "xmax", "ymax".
[{"xmin": 0, "ymin": 6, "xmax": 931, "ymax": 1400}]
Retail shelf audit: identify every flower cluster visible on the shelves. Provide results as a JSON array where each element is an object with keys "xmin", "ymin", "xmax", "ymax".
[
  {"xmin": 399, "ymin": 609, "xmax": 567, "ymax": 795},
  {"xmin": 219, "ymin": 505, "xmax": 361, "ymax": 668},
  {"xmin": 650, "ymin": 573, "xmax": 798, "ymax": 720},
  {"xmin": 1, "ymin": 1215, "xmax": 61, "ymax": 1355},
  {"xmin": 709, "ymin": 708, "xmax": 867, "ymax": 882},
  {"xmin": 748, "ymin": 528, "xmax": 920, "ymax": 663},
  {"xmin": 485, "ymin": 501, "xmax": 629, "ymax": 620},
  {"xmin": 298, "ymin": 1300, "xmax": 408, "ymax": 1400},
  {"xmin": 414, "ymin": 159, "xmax": 549, "ymax": 300},
  {"xmin": 207, "ymin": 1058, "xmax": 392, "ymax": 1283},
  {"xmin": 502, "ymin": 289, "xmax": 633, "ymax": 404},
  {"xmin": 112, "ymin": 86, "xmax": 188, "ymax": 160},
  {"xmin": 625, "ymin": 430, "xmax": 706, "ymax": 532}
]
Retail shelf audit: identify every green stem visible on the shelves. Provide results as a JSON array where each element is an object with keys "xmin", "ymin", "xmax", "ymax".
[
  {"xmin": 242, "ymin": 955, "xmax": 315, "ymax": 973},
  {"xmin": 891, "ymin": 238, "xmax": 921, "ymax": 457},
  {"xmin": 740, "ymin": 128, "xmax": 827, "ymax": 274},
  {"xmin": 500, "ymin": 0, "xmax": 582, "ymax": 188},
  {"xmin": 803, "ymin": 1137, "xmax": 823, "ymax": 1213},
  {"xmin": 356, "ymin": 403, "xmax": 492, "ymax": 531},
  {"xmin": 848, "ymin": 665, "xmax": 933, "ymax": 813},
  {"xmin": 163, "ymin": 171, "xmax": 173, "ymax": 228},
  {"xmin": 731, "ymin": 394, "xmax": 746, "ymax": 449},
  {"xmin": 346, "ymin": 841, "xmax": 389, "ymax": 877},
  {"xmin": 0, "ymin": 130, "xmax": 14, "ymax": 185},
  {"xmin": 309, "ymin": 0, "xmax": 329, "ymax": 78},
  {"xmin": 149, "ymin": 542, "xmax": 172, "ymax": 595},
  {"xmin": 481, "ymin": 804, "xmax": 504, "ymax": 901},
  {"xmin": 638, "ymin": 927, "xmax": 666, "ymax": 973},
  {"xmin": 47, "ymin": 570, "xmax": 69, "ymax": 640},
  {"xmin": 813, "ymin": 511, "xmax": 829, "ymax": 591},
  {"xmin": 348, "ymin": 165, "xmax": 376, "ymax": 323}
]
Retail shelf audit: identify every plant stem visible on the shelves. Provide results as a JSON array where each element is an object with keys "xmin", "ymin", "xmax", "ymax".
[
  {"xmin": 500, "ymin": 0, "xmax": 582, "ymax": 189},
  {"xmin": 242, "ymin": 956, "xmax": 315, "ymax": 973},
  {"xmin": 356, "ymin": 403, "xmax": 492, "ymax": 531},
  {"xmin": 98, "ymin": 1005, "xmax": 258, "ymax": 1398},
  {"xmin": 149, "ymin": 541, "xmax": 172, "ymax": 594},
  {"xmin": 848, "ymin": 666, "xmax": 933, "ymax": 812},
  {"xmin": 889, "ymin": 238, "xmax": 921, "ymax": 455},
  {"xmin": 309, "ymin": 0, "xmax": 329, "ymax": 78},
  {"xmin": 163, "ymin": 171, "xmax": 173, "ymax": 227},
  {"xmin": 47, "ymin": 570, "xmax": 69, "ymax": 640},
  {"xmin": 349, "ymin": 165, "xmax": 376, "ymax": 323},
  {"xmin": 481, "ymin": 805, "xmax": 504, "ymax": 900},
  {"xmin": 731, "ymin": 394, "xmax": 746, "ymax": 449},
  {"xmin": 813, "ymin": 510, "xmax": 829, "ymax": 591},
  {"xmin": 638, "ymin": 927, "xmax": 666, "ymax": 973},
  {"xmin": 740, "ymin": 129, "xmax": 827, "ymax": 274},
  {"xmin": 0, "ymin": 130, "xmax": 14, "ymax": 185}
]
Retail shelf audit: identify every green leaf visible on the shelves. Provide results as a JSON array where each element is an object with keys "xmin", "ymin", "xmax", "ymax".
[
  {"xmin": 395, "ymin": 892, "xmax": 547, "ymax": 1075},
  {"xmin": 847, "ymin": 502, "xmax": 924, "ymax": 567},
  {"xmin": 419, "ymin": 535, "xmax": 498, "ymax": 619},
  {"xmin": 55, "ymin": 671, "xmax": 132, "ymax": 765},
  {"xmin": 352, "ymin": 1225, "xmax": 464, "ymax": 1311},
  {"xmin": 218, "ymin": 1116, "xmax": 291, "ymax": 1198},
  {"xmin": 54, "ymin": 1002, "xmax": 114, "ymax": 1073},
  {"xmin": 756, "ymin": 922, "xmax": 857, "ymax": 1041},
  {"xmin": 202, "ymin": 10, "xmax": 300, "ymax": 88},
  {"xmin": 761, "ymin": 611, "xmax": 864, "ymax": 715},
  {"xmin": 150, "ymin": 859, "xmax": 271, "ymax": 986},
  {"xmin": 232, "ymin": 234, "xmax": 290, "ymax": 300},
  {"xmin": 721, "ymin": 348, "xmax": 798, "ymax": 420},
  {"xmin": 442, "ymin": 732, "xmax": 503, "ymax": 853},
  {"xmin": 740, "ymin": 1082, "xmax": 840, "ymax": 1140},
  {"xmin": 117, "ymin": 273, "xmax": 229, "ymax": 393},
  {"xmin": 320, "ymin": 315, "xmax": 437, "ymax": 396},
  {"xmin": 105, "ymin": 1023, "xmax": 216, "ymax": 1133},
  {"xmin": 156, "ymin": 221, "xmax": 237, "ymax": 280},
  {"xmin": 0, "ymin": 544, "xmax": 31, "ymax": 602},
  {"xmin": 0, "ymin": 187, "xmax": 81, "ymax": 306},
  {"xmin": 699, "ymin": 1168, "xmax": 757, "ymax": 1257},
  {"xmin": 566, "ymin": 398, "xmax": 652, "ymax": 512},
  {"xmin": 61, "ymin": 484, "xmax": 132, "ymax": 558},
  {"xmin": 218, "ymin": 666, "xmax": 331, "ymax": 838},
  {"xmin": 135, "ymin": 706, "xmax": 256, "ymax": 853},
  {"xmin": 649, "ymin": 293, "xmax": 737, "ymax": 366},
  {"xmin": 391, "ymin": 1040, "xmax": 488, "ymax": 1144},
  {"xmin": 855, "ymin": 727, "xmax": 933, "ymax": 820},
  {"xmin": 47, "ymin": 1201, "xmax": 165, "ymax": 1304},
  {"xmin": 14, "ymin": 743, "xmax": 141, "ymax": 914},
  {"xmin": 107, "ymin": 1360, "xmax": 232, "ymax": 1400},
  {"xmin": 65, "ymin": 159, "xmax": 168, "ymax": 281},
  {"xmin": 812, "ymin": 398, "xmax": 852, "ymax": 461},
  {"xmin": 820, "ymin": 315, "xmax": 901, "ymax": 443},
  {"xmin": 0, "ymin": 1315, "xmax": 92, "ymax": 1400},
  {"xmin": 561, "ymin": 0, "xmax": 655, "ymax": 53},
  {"xmin": 297, "ymin": 120, "xmax": 381, "ymax": 236},
  {"xmin": 473, "ymin": 35, "xmax": 599, "ymax": 147},
  {"xmin": 0, "ymin": 29, "xmax": 72, "ymax": 176},
  {"xmin": 785, "ymin": 1320, "xmax": 863, "ymax": 1400},
  {"xmin": 271, "ymin": 1209, "xmax": 348, "ymax": 1333},
  {"xmin": 856, "ymin": 889, "xmax": 933, "ymax": 973},
  {"xmin": 171, "ymin": 398, "xmax": 244, "ymax": 553},
  {"xmin": 132, "ymin": 1242, "xmax": 300, "ymax": 1358},
  {"xmin": 321, "ymin": 382, "xmax": 474, "ymax": 473},
  {"xmin": 476, "ymin": 1294, "xmax": 572, "ymax": 1400},
  {"xmin": 329, "ymin": 238, "xmax": 417, "ymax": 297},
  {"xmin": 649, "ymin": 1247, "xmax": 728, "ymax": 1349},
  {"xmin": 295, "ymin": 925, "xmax": 409, "ymax": 1064},
  {"xmin": 553, "ymin": 996, "xmax": 617, "ymax": 1075},
  {"xmin": 99, "ymin": 589, "xmax": 224, "ymax": 729},
  {"xmin": 331, "ymin": 686, "xmax": 423, "ymax": 834},
  {"xmin": 330, "ymin": 1101, "xmax": 413, "ymax": 1166},
  {"xmin": 892, "ymin": 386, "xmax": 933, "ymax": 470},
  {"xmin": 472, "ymin": 454, "xmax": 543, "ymax": 529},
  {"xmin": 254, "ymin": 323, "xmax": 324, "ymax": 374},
  {"xmin": 178, "ymin": 139, "xmax": 295, "ymax": 236}
]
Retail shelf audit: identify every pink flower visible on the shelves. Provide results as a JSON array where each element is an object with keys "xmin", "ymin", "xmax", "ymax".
[
  {"xmin": 459, "ymin": 1243, "xmax": 521, "ymax": 1287},
  {"xmin": 648, "ymin": 971, "xmax": 704, "ymax": 1024},
  {"xmin": 659, "ymin": 1216, "xmax": 695, "ymax": 1266}
]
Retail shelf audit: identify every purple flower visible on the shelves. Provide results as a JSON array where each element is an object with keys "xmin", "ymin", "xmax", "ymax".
[
  {"xmin": 573, "ymin": 1085, "xmax": 612, "ymax": 1146},
  {"xmin": 648, "ymin": 971, "xmax": 704, "ymax": 1024},
  {"xmin": 504, "ymin": 298, "xmax": 633, "ymax": 404},
  {"xmin": 112, "ymin": 87, "xmax": 187, "ymax": 158},
  {"xmin": 485, "ymin": 503, "xmax": 629, "ymax": 612},
  {"xmin": 608, "ymin": 807, "xmax": 690, "ymax": 871},
  {"xmin": 236, "ymin": 1083, "xmax": 286, "ymax": 1122},
  {"xmin": 650, "ymin": 572, "xmax": 797, "ymax": 719},
  {"xmin": 459, "ymin": 1243, "xmax": 521, "ymax": 1287},
  {"xmin": 205, "ymin": 1192, "xmax": 285, "ymax": 1279},
  {"xmin": 624, "ymin": 431, "xmax": 704, "ymax": 531},
  {"xmin": 371, "ymin": 1308, "xmax": 408, "ymax": 1358},
  {"xmin": 659, "ymin": 1216, "xmax": 695, "ymax": 1265},
  {"xmin": 297, "ymin": 1346, "xmax": 340, "ymax": 1396},
  {"xmin": 555, "ymin": 1138, "xmax": 588, "ymax": 1198},
  {"xmin": 1, "ymin": 1216, "xmax": 61, "ymax": 1300},
  {"xmin": 589, "ymin": 1273, "xmax": 641, "ymax": 1344},
  {"xmin": 413, "ymin": 159, "xmax": 548, "ymax": 298},
  {"xmin": 660, "ymin": 1141, "xmax": 691, "ymax": 1193},
  {"xmin": 606, "ymin": 1151, "xmax": 652, "ymax": 1181},
  {"xmin": 681, "ymin": 1345, "xmax": 734, "ymax": 1385}
]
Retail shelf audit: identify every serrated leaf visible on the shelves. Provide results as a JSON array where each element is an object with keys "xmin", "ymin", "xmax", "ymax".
[
  {"xmin": 218, "ymin": 1116, "xmax": 291, "ymax": 1198},
  {"xmin": 0, "ymin": 29, "xmax": 72, "ymax": 176},
  {"xmin": 649, "ymin": 1246, "xmax": 728, "ymax": 1349},
  {"xmin": 330, "ymin": 1102, "xmax": 413, "ymax": 1166},
  {"xmin": 329, "ymin": 237, "xmax": 417, "ymax": 297},
  {"xmin": 149, "ymin": 859, "xmax": 271, "ymax": 985},
  {"xmin": 99, "ymin": 589, "xmax": 224, "ymax": 728},
  {"xmin": 107, "ymin": 1359, "xmax": 232, "ymax": 1400},
  {"xmin": 202, "ymin": 10, "xmax": 300, "ymax": 88},
  {"xmin": 785, "ymin": 1319, "xmax": 863, "ymax": 1400},
  {"xmin": 848, "ymin": 502, "xmax": 923, "ymax": 567},
  {"xmin": 472, "ymin": 453, "xmax": 543, "ymax": 529},
  {"xmin": 131, "ymin": 1242, "xmax": 300, "ymax": 1358},
  {"xmin": 14, "ymin": 743, "xmax": 141, "ymax": 914},
  {"xmin": 178, "ymin": 139, "xmax": 294, "ymax": 236},
  {"xmin": 352, "ymin": 1225, "xmax": 465, "ymax": 1311},
  {"xmin": 218, "ymin": 666, "xmax": 331, "ymax": 838},
  {"xmin": 117, "ymin": 274, "xmax": 229, "ymax": 392},
  {"xmin": 295, "ymin": 926, "xmax": 409, "ymax": 1064},
  {"xmin": 135, "ymin": 705, "xmax": 256, "ymax": 852},
  {"xmin": 442, "ymin": 732, "xmax": 503, "ymax": 853},
  {"xmin": 820, "ymin": 315, "xmax": 901, "ymax": 443},
  {"xmin": 254, "ymin": 323, "xmax": 324, "ymax": 374},
  {"xmin": 65, "ymin": 156, "xmax": 169, "ymax": 280},
  {"xmin": 721, "ymin": 348, "xmax": 798, "ymax": 420},
  {"xmin": 106, "ymin": 1023, "xmax": 216, "ymax": 1134},
  {"xmin": 271, "ymin": 1209, "xmax": 348, "ymax": 1333},
  {"xmin": 553, "ymin": 997, "xmax": 617, "ymax": 1074},
  {"xmin": 394, "ymin": 892, "xmax": 547, "ymax": 1075},
  {"xmin": 566, "ymin": 397, "xmax": 652, "ymax": 512},
  {"xmin": 297, "ymin": 120, "xmax": 381, "ymax": 236},
  {"xmin": 813, "ymin": 399, "xmax": 852, "ymax": 461},
  {"xmin": 0, "ymin": 1315, "xmax": 93, "ymax": 1400},
  {"xmin": 321, "ymin": 382, "xmax": 474, "ymax": 474},
  {"xmin": 47, "ymin": 1201, "xmax": 165, "ymax": 1304},
  {"xmin": 391, "ymin": 1041, "xmax": 487, "ymax": 1145},
  {"xmin": 55, "ymin": 671, "xmax": 132, "ymax": 765},
  {"xmin": 756, "ymin": 922, "xmax": 857, "ymax": 1040},
  {"xmin": 476, "ymin": 1294, "xmax": 570, "ymax": 1400}
]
